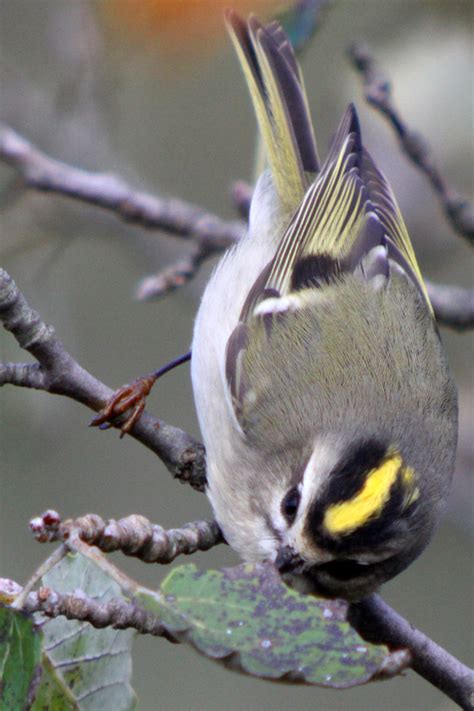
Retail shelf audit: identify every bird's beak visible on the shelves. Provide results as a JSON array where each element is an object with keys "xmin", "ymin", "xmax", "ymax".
[{"xmin": 274, "ymin": 545, "xmax": 305, "ymax": 574}]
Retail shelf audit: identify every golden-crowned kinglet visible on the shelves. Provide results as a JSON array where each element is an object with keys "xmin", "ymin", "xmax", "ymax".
[{"xmin": 191, "ymin": 12, "xmax": 458, "ymax": 600}]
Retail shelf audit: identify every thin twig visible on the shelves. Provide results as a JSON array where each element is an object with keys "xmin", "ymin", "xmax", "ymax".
[
  {"xmin": 230, "ymin": 180, "xmax": 253, "ymax": 221},
  {"xmin": 0, "ymin": 268, "xmax": 207, "ymax": 491},
  {"xmin": 0, "ymin": 123, "xmax": 244, "ymax": 247},
  {"xmin": 135, "ymin": 241, "xmax": 218, "ymax": 301},
  {"xmin": 11, "ymin": 544, "xmax": 69, "ymax": 610},
  {"xmin": 1, "ymin": 125, "xmax": 471, "ymax": 329},
  {"xmin": 349, "ymin": 594, "xmax": 474, "ymax": 710},
  {"xmin": 23, "ymin": 585, "xmax": 173, "ymax": 637},
  {"xmin": 30, "ymin": 510, "xmax": 224, "ymax": 564},
  {"xmin": 349, "ymin": 43, "xmax": 474, "ymax": 244}
]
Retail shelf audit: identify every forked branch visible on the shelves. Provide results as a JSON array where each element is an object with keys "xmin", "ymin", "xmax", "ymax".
[
  {"xmin": 0, "ymin": 123, "xmax": 244, "ymax": 247},
  {"xmin": 0, "ymin": 268, "xmax": 206, "ymax": 490},
  {"xmin": 349, "ymin": 43, "xmax": 474, "ymax": 244},
  {"xmin": 1, "ymin": 124, "xmax": 472, "ymax": 326}
]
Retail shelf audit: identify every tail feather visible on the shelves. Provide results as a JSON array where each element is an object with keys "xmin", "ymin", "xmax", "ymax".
[
  {"xmin": 227, "ymin": 15, "xmax": 431, "ymax": 313},
  {"xmin": 226, "ymin": 10, "xmax": 319, "ymax": 214}
]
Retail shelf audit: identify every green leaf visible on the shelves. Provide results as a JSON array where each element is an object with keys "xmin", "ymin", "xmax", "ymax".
[
  {"xmin": 0, "ymin": 604, "xmax": 80, "ymax": 711},
  {"xmin": 0, "ymin": 605, "xmax": 42, "ymax": 709},
  {"xmin": 32, "ymin": 552, "xmax": 137, "ymax": 711},
  {"xmin": 29, "ymin": 653, "xmax": 80, "ymax": 711},
  {"xmin": 137, "ymin": 562, "xmax": 396, "ymax": 688}
]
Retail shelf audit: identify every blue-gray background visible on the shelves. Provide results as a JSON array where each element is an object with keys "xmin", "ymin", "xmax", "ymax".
[{"xmin": 1, "ymin": 1, "xmax": 472, "ymax": 709}]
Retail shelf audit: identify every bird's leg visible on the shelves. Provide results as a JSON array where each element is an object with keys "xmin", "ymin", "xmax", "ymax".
[{"xmin": 90, "ymin": 351, "xmax": 191, "ymax": 438}]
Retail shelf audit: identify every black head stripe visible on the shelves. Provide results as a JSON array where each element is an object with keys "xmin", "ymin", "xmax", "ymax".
[
  {"xmin": 325, "ymin": 475, "xmax": 405, "ymax": 554},
  {"xmin": 306, "ymin": 438, "xmax": 388, "ymax": 545},
  {"xmin": 308, "ymin": 460, "xmax": 417, "ymax": 556},
  {"xmin": 324, "ymin": 439, "xmax": 388, "ymax": 505}
]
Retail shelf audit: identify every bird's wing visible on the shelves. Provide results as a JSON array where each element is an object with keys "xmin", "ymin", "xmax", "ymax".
[
  {"xmin": 225, "ymin": 17, "xmax": 431, "ymax": 429},
  {"xmin": 238, "ymin": 103, "xmax": 431, "ymax": 319},
  {"xmin": 225, "ymin": 103, "xmax": 432, "ymax": 427}
]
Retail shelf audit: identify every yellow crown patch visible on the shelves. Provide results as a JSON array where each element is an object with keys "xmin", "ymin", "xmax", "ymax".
[{"xmin": 323, "ymin": 451, "xmax": 417, "ymax": 536}]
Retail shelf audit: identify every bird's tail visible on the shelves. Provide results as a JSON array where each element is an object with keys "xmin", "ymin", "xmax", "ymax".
[{"xmin": 225, "ymin": 10, "xmax": 320, "ymax": 215}]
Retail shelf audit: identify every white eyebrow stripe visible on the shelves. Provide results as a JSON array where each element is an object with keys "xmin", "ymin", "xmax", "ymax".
[{"xmin": 288, "ymin": 439, "xmax": 342, "ymax": 544}]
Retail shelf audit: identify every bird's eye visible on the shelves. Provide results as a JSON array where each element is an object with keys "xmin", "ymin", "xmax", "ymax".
[{"xmin": 281, "ymin": 487, "xmax": 300, "ymax": 524}]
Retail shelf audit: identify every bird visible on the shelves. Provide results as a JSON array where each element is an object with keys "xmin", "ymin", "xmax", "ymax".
[{"xmin": 190, "ymin": 11, "xmax": 458, "ymax": 600}]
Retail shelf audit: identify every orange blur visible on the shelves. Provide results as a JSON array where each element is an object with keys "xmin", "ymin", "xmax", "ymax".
[{"xmin": 103, "ymin": 0, "xmax": 288, "ymax": 56}]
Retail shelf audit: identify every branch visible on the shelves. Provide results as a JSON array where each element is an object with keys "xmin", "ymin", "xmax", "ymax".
[
  {"xmin": 134, "ymin": 177, "xmax": 254, "ymax": 300},
  {"xmin": 230, "ymin": 180, "xmax": 253, "ymax": 221},
  {"xmin": 0, "ymin": 268, "xmax": 206, "ymax": 491},
  {"xmin": 426, "ymin": 281, "xmax": 474, "ymax": 331},
  {"xmin": 2, "ymin": 125, "xmax": 470, "ymax": 329},
  {"xmin": 349, "ymin": 594, "xmax": 474, "ymax": 710},
  {"xmin": 135, "ymin": 181, "xmax": 250, "ymax": 300},
  {"xmin": 22, "ymin": 585, "xmax": 176, "ymax": 639},
  {"xmin": 0, "ymin": 123, "xmax": 244, "ymax": 246},
  {"xmin": 348, "ymin": 43, "xmax": 474, "ymax": 244},
  {"xmin": 30, "ymin": 510, "xmax": 224, "ymax": 564},
  {"xmin": 135, "ymin": 241, "xmax": 217, "ymax": 301}
]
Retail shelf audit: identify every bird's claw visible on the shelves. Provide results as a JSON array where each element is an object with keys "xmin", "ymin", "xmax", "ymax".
[{"xmin": 90, "ymin": 374, "xmax": 156, "ymax": 438}]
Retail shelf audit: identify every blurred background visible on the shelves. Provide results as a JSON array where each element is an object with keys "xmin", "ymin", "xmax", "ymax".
[{"xmin": 0, "ymin": 1, "xmax": 472, "ymax": 709}]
